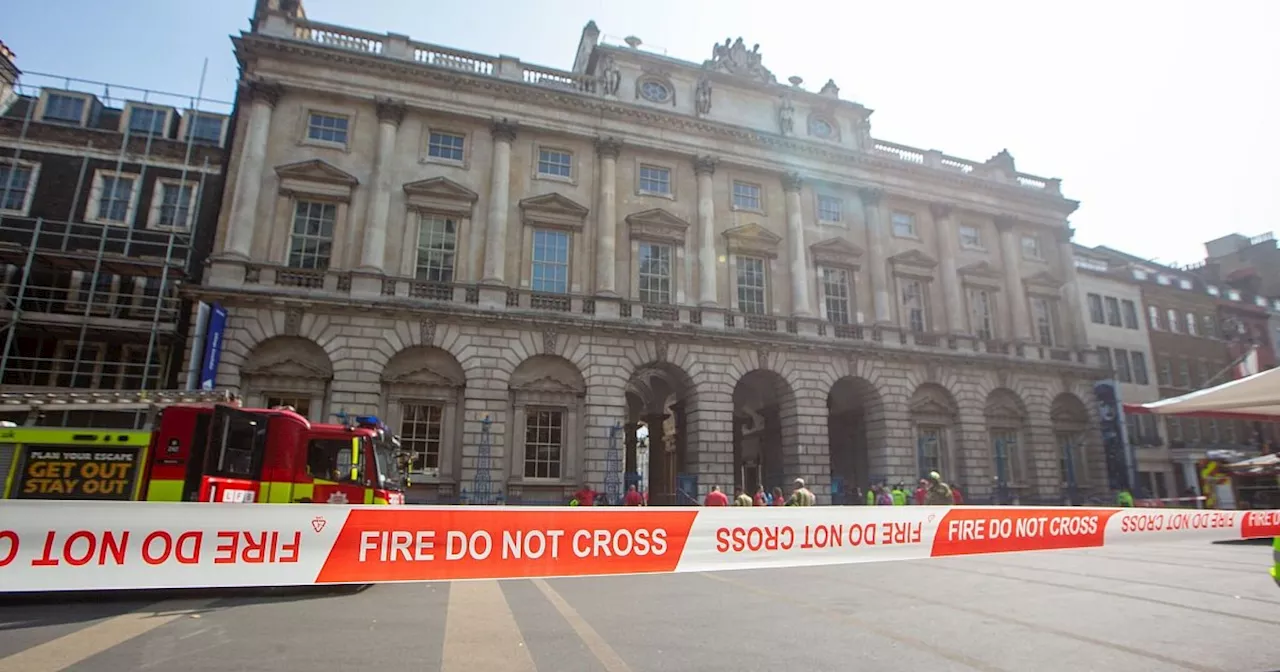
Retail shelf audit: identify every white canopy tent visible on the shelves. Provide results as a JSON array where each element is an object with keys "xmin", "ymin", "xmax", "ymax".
[{"xmin": 1124, "ymin": 366, "xmax": 1280, "ymax": 421}]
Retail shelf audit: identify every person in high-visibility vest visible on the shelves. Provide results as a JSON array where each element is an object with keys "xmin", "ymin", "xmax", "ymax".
[{"xmin": 1272, "ymin": 537, "xmax": 1279, "ymax": 589}]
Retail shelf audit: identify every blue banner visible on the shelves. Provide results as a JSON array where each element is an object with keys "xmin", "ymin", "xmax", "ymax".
[
  {"xmin": 1093, "ymin": 380, "xmax": 1133, "ymax": 492},
  {"xmin": 199, "ymin": 303, "xmax": 228, "ymax": 391}
]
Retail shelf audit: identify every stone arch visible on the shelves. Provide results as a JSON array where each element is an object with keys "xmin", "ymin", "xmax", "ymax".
[
  {"xmin": 506, "ymin": 355, "xmax": 587, "ymax": 505},
  {"xmin": 241, "ymin": 336, "xmax": 333, "ymax": 421},
  {"xmin": 910, "ymin": 383, "xmax": 959, "ymax": 480},
  {"xmin": 1051, "ymin": 392, "xmax": 1094, "ymax": 504},
  {"xmin": 985, "ymin": 388, "xmax": 1030, "ymax": 503},
  {"xmin": 624, "ymin": 361, "xmax": 698, "ymax": 505},
  {"xmin": 733, "ymin": 369, "xmax": 799, "ymax": 498},
  {"xmin": 826, "ymin": 376, "xmax": 884, "ymax": 503},
  {"xmin": 380, "ymin": 346, "xmax": 466, "ymax": 496}
]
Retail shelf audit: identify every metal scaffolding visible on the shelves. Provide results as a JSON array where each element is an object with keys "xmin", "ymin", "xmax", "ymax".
[{"xmin": 0, "ymin": 68, "xmax": 233, "ymax": 428}]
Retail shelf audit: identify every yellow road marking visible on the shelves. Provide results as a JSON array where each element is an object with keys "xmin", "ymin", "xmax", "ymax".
[
  {"xmin": 532, "ymin": 578, "xmax": 632, "ymax": 672},
  {"xmin": 0, "ymin": 599, "xmax": 217, "ymax": 672},
  {"xmin": 441, "ymin": 581, "xmax": 536, "ymax": 672}
]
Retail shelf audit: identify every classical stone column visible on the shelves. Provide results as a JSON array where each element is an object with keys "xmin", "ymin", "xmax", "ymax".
[
  {"xmin": 995, "ymin": 216, "xmax": 1032, "ymax": 341},
  {"xmin": 930, "ymin": 203, "xmax": 965, "ymax": 333},
  {"xmin": 782, "ymin": 172, "xmax": 811, "ymax": 316},
  {"xmin": 595, "ymin": 137, "xmax": 622, "ymax": 296},
  {"xmin": 694, "ymin": 155, "xmax": 719, "ymax": 307},
  {"xmin": 1056, "ymin": 226, "xmax": 1087, "ymax": 348},
  {"xmin": 358, "ymin": 98, "xmax": 406, "ymax": 273},
  {"xmin": 481, "ymin": 120, "xmax": 518, "ymax": 285},
  {"xmin": 858, "ymin": 187, "xmax": 892, "ymax": 323},
  {"xmin": 224, "ymin": 80, "xmax": 282, "ymax": 258}
]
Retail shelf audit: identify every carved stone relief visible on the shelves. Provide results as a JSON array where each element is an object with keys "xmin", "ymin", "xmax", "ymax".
[
  {"xmin": 597, "ymin": 55, "xmax": 621, "ymax": 96},
  {"xmin": 778, "ymin": 95, "xmax": 795, "ymax": 136},
  {"xmin": 654, "ymin": 337, "xmax": 668, "ymax": 363},
  {"xmin": 695, "ymin": 78, "xmax": 712, "ymax": 116},
  {"xmin": 284, "ymin": 309, "xmax": 302, "ymax": 337},
  {"xmin": 543, "ymin": 329, "xmax": 560, "ymax": 355},
  {"xmin": 703, "ymin": 37, "xmax": 777, "ymax": 84},
  {"xmin": 419, "ymin": 319, "xmax": 436, "ymax": 346}
]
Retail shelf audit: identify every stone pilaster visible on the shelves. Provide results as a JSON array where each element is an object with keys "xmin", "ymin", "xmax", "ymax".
[
  {"xmin": 782, "ymin": 172, "xmax": 811, "ymax": 317},
  {"xmin": 356, "ymin": 98, "xmax": 406, "ymax": 280},
  {"xmin": 595, "ymin": 137, "xmax": 622, "ymax": 297},
  {"xmin": 481, "ymin": 119, "xmax": 518, "ymax": 286},
  {"xmin": 1056, "ymin": 226, "xmax": 1087, "ymax": 349},
  {"xmin": 222, "ymin": 79, "xmax": 283, "ymax": 261},
  {"xmin": 858, "ymin": 187, "xmax": 892, "ymax": 324},
  {"xmin": 930, "ymin": 203, "xmax": 966, "ymax": 333},
  {"xmin": 995, "ymin": 216, "xmax": 1032, "ymax": 341},
  {"xmin": 694, "ymin": 155, "xmax": 719, "ymax": 307}
]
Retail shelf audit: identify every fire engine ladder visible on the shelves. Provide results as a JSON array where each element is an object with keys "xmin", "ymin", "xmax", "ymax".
[{"xmin": 0, "ymin": 389, "xmax": 240, "ymax": 429}]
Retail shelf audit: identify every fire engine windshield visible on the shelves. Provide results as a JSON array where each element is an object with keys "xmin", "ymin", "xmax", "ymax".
[{"xmin": 372, "ymin": 435, "xmax": 406, "ymax": 491}]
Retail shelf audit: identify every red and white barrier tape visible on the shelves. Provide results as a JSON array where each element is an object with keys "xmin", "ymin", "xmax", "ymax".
[{"xmin": 1, "ymin": 502, "xmax": 1277, "ymax": 593}]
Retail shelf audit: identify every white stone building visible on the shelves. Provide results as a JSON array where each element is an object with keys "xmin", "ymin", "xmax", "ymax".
[
  {"xmin": 1072, "ymin": 246, "xmax": 1173, "ymax": 494},
  {"xmin": 191, "ymin": 0, "xmax": 1105, "ymax": 505}
]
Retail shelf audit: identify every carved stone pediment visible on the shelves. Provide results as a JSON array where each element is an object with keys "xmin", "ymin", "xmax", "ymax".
[
  {"xmin": 985, "ymin": 398, "xmax": 1025, "ymax": 421},
  {"xmin": 723, "ymin": 222, "xmax": 782, "ymax": 259},
  {"xmin": 383, "ymin": 364, "xmax": 464, "ymax": 388},
  {"xmin": 959, "ymin": 261, "xmax": 1004, "ymax": 289},
  {"xmin": 519, "ymin": 193, "xmax": 589, "ymax": 231},
  {"xmin": 243, "ymin": 356, "xmax": 332, "ymax": 381},
  {"xmin": 810, "ymin": 237, "xmax": 863, "ymax": 268},
  {"xmin": 403, "ymin": 177, "xmax": 478, "ymax": 217},
  {"xmin": 276, "ymin": 159, "xmax": 359, "ymax": 201},
  {"xmin": 1051, "ymin": 396, "xmax": 1089, "ymax": 424},
  {"xmin": 1024, "ymin": 270, "xmax": 1064, "ymax": 295},
  {"xmin": 626, "ymin": 208, "xmax": 689, "ymax": 245},
  {"xmin": 516, "ymin": 374, "xmax": 585, "ymax": 396},
  {"xmin": 889, "ymin": 249, "xmax": 938, "ymax": 278},
  {"xmin": 910, "ymin": 396, "xmax": 956, "ymax": 417}
]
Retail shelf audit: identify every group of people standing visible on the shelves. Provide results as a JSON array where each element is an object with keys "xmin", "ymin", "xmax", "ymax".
[
  {"xmin": 859, "ymin": 472, "xmax": 962, "ymax": 507},
  {"xmin": 704, "ymin": 478, "xmax": 818, "ymax": 507}
]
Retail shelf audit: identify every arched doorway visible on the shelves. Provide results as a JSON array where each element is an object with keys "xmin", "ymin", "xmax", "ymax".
[
  {"xmin": 241, "ymin": 336, "xmax": 333, "ymax": 421},
  {"xmin": 507, "ymin": 355, "xmax": 586, "ymax": 505},
  {"xmin": 1051, "ymin": 393, "xmax": 1090, "ymax": 505},
  {"xmin": 380, "ymin": 346, "xmax": 466, "ymax": 502},
  {"xmin": 733, "ymin": 369, "xmax": 798, "ymax": 499},
  {"xmin": 909, "ymin": 383, "xmax": 959, "ymax": 482},
  {"xmin": 985, "ymin": 388, "xmax": 1029, "ymax": 505},
  {"xmin": 827, "ymin": 376, "xmax": 883, "ymax": 505},
  {"xmin": 625, "ymin": 363, "xmax": 696, "ymax": 506}
]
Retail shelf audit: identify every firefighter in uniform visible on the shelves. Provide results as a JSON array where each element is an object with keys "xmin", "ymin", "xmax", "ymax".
[{"xmin": 1272, "ymin": 537, "xmax": 1279, "ymax": 588}]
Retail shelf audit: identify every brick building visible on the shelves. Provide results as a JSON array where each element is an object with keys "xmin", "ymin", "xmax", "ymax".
[{"xmin": 190, "ymin": 0, "xmax": 1105, "ymax": 506}]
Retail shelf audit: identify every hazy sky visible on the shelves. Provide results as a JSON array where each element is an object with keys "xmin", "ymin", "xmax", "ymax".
[{"xmin": 6, "ymin": 0, "xmax": 1278, "ymax": 266}]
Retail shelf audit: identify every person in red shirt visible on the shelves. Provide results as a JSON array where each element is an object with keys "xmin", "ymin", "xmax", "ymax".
[
  {"xmin": 703, "ymin": 485, "xmax": 729, "ymax": 506},
  {"xmin": 623, "ymin": 484, "xmax": 644, "ymax": 506},
  {"xmin": 771, "ymin": 487, "xmax": 785, "ymax": 506},
  {"xmin": 753, "ymin": 485, "xmax": 767, "ymax": 506},
  {"xmin": 574, "ymin": 483, "xmax": 596, "ymax": 507}
]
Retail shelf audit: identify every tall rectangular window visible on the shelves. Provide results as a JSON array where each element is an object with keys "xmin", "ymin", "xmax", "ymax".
[
  {"xmin": 901, "ymin": 279, "xmax": 926, "ymax": 332},
  {"xmin": 968, "ymin": 287, "xmax": 994, "ymax": 340},
  {"xmin": 1097, "ymin": 346, "xmax": 1113, "ymax": 371},
  {"xmin": 0, "ymin": 163, "xmax": 33, "ymax": 212},
  {"xmin": 287, "ymin": 201, "xmax": 336, "ymax": 270},
  {"xmin": 530, "ymin": 230, "xmax": 570, "ymax": 293},
  {"xmin": 415, "ymin": 216, "xmax": 457, "ymax": 283},
  {"xmin": 821, "ymin": 267, "xmax": 851, "ymax": 325},
  {"xmin": 1185, "ymin": 313, "xmax": 1197, "ymax": 336},
  {"xmin": 97, "ymin": 175, "xmax": 135, "ymax": 223},
  {"xmin": 399, "ymin": 403, "xmax": 443, "ymax": 477},
  {"xmin": 1167, "ymin": 309, "xmax": 1180, "ymax": 333},
  {"xmin": 1148, "ymin": 305, "xmax": 1161, "ymax": 330},
  {"xmin": 1201, "ymin": 314, "xmax": 1216, "ymax": 338},
  {"xmin": 1178, "ymin": 360, "xmax": 1191, "ymax": 388},
  {"xmin": 1113, "ymin": 348, "xmax": 1132, "ymax": 383},
  {"xmin": 524, "ymin": 408, "xmax": 563, "ymax": 479},
  {"xmin": 1121, "ymin": 300, "xmax": 1138, "ymax": 329},
  {"xmin": 1157, "ymin": 358, "xmax": 1172, "ymax": 386},
  {"xmin": 637, "ymin": 243, "xmax": 672, "ymax": 304},
  {"xmin": 918, "ymin": 426, "xmax": 947, "ymax": 475},
  {"xmin": 1104, "ymin": 297, "xmax": 1122, "ymax": 326},
  {"xmin": 736, "ymin": 257, "xmax": 767, "ymax": 314},
  {"xmin": 1087, "ymin": 294, "xmax": 1104, "ymax": 323},
  {"xmin": 1031, "ymin": 297, "xmax": 1055, "ymax": 346},
  {"xmin": 307, "ymin": 112, "xmax": 349, "ymax": 144},
  {"xmin": 156, "ymin": 182, "xmax": 195, "ymax": 229},
  {"xmin": 1131, "ymin": 351, "xmax": 1149, "ymax": 385}
]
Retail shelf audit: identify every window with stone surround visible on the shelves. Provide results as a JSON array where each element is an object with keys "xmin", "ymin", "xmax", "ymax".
[
  {"xmin": 524, "ymin": 408, "xmax": 564, "ymax": 479},
  {"xmin": 51, "ymin": 340, "xmax": 105, "ymax": 388},
  {"xmin": 509, "ymin": 355, "xmax": 585, "ymax": 486},
  {"xmin": 87, "ymin": 170, "xmax": 141, "ymax": 225},
  {"xmin": 306, "ymin": 112, "xmax": 349, "ymax": 145},
  {"xmin": 890, "ymin": 211, "xmax": 916, "ymax": 238},
  {"xmin": 1167, "ymin": 309, "xmax": 1180, "ymax": 333},
  {"xmin": 148, "ymin": 179, "xmax": 199, "ymax": 230},
  {"xmin": 918, "ymin": 426, "xmax": 947, "ymax": 475},
  {"xmin": 817, "ymin": 195, "xmax": 842, "ymax": 224},
  {"xmin": 958, "ymin": 224, "xmax": 983, "ymax": 249},
  {"xmin": 243, "ymin": 337, "xmax": 333, "ymax": 423},
  {"xmin": 637, "ymin": 242, "xmax": 672, "ymax": 305},
  {"xmin": 1105, "ymin": 297, "xmax": 1122, "ymax": 327},
  {"xmin": 1021, "ymin": 234, "xmax": 1042, "ymax": 260},
  {"xmin": 1113, "ymin": 348, "xmax": 1132, "ymax": 383},
  {"xmin": 1185, "ymin": 312, "xmax": 1197, "ymax": 336},
  {"xmin": 1156, "ymin": 357, "xmax": 1171, "ymax": 386},
  {"xmin": 732, "ymin": 181, "xmax": 762, "ymax": 211},
  {"xmin": 531, "ymin": 229, "xmax": 570, "ymax": 293},
  {"xmin": 638, "ymin": 164, "xmax": 671, "ymax": 196},
  {"xmin": 735, "ymin": 256, "xmax": 767, "ymax": 315},
  {"xmin": 1087, "ymin": 294, "xmax": 1104, "ymax": 324},
  {"xmin": 415, "ymin": 216, "xmax": 457, "ymax": 283},
  {"xmin": 968, "ymin": 287, "xmax": 995, "ymax": 340},
  {"xmin": 899, "ymin": 278, "xmax": 927, "ymax": 333},
  {"xmin": 288, "ymin": 201, "xmax": 336, "ymax": 270},
  {"xmin": 819, "ymin": 267, "xmax": 852, "ymax": 325},
  {"xmin": 1057, "ymin": 431, "xmax": 1087, "ymax": 489},
  {"xmin": 125, "ymin": 103, "xmax": 170, "ymax": 137},
  {"xmin": 1097, "ymin": 347, "xmax": 1112, "ymax": 371},
  {"xmin": 1178, "ymin": 360, "xmax": 1191, "ymax": 388},
  {"xmin": 0, "ymin": 160, "xmax": 37, "ymax": 216},
  {"xmin": 1030, "ymin": 296, "xmax": 1056, "ymax": 346},
  {"xmin": 1131, "ymin": 351, "xmax": 1150, "ymax": 385},
  {"xmin": 400, "ymin": 403, "xmax": 444, "ymax": 477},
  {"xmin": 911, "ymin": 385, "xmax": 956, "ymax": 478},
  {"xmin": 185, "ymin": 113, "xmax": 226, "ymax": 145},
  {"xmin": 1122, "ymin": 300, "xmax": 1139, "ymax": 329},
  {"xmin": 43, "ymin": 92, "xmax": 89, "ymax": 125},
  {"xmin": 537, "ymin": 148, "xmax": 573, "ymax": 179},
  {"xmin": 989, "ymin": 428, "xmax": 1022, "ymax": 495},
  {"xmin": 1148, "ymin": 304, "xmax": 1161, "ymax": 330},
  {"xmin": 426, "ymin": 131, "xmax": 465, "ymax": 163}
]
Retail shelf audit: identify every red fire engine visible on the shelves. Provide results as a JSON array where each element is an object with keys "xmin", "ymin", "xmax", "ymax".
[{"xmin": 0, "ymin": 390, "xmax": 407, "ymax": 505}]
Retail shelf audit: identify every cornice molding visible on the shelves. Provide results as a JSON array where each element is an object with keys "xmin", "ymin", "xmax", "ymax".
[{"xmin": 236, "ymin": 35, "xmax": 1079, "ymax": 218}]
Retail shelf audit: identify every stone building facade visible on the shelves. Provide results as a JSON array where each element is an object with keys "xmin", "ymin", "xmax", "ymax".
[{"xmin": 189, "ymin": 0, "xmax": 1104, "ymax": 505}]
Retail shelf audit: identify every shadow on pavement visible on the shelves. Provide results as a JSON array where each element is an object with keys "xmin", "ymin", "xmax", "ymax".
[
  {"xmin": 0, "ymin": 584, "xmax": 372, "ymax": 631},
  {"xmin": 1212, "ymin": 538, "xmax": 1273, "ymax": 546}
]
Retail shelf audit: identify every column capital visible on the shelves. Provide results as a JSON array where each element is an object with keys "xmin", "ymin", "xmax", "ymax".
[
  {"xmin": 374, "ymin": 97, "xmax": 407, "ymax": 127},
  {"xmin": 929, "ymin": 202, "xmax": 954, "ymax": 220},
  {"xmin": 856, "ymin": 186, "xmax": 883, "ymax": 206},
  {"xmin": 1053, "ymin": 226, "xmax": 1075, "ymax": 244},
  {"xmin": 243, "ymin": 79, "xmax": 284, "ymax": 108},
  {"xmin": 993, "ymin": 215, "xmax": 1020, "ymax": 233},
  {"xmin": 490, "ymin": 118, "xmax": 519, "ymax": 142},
  {"xmin": 595, "ymin": 136, "xmax": 623, "ymax": 159},
  {"xmin": 782, "ymin": 171, "xmax": 803, "ymax": 193},
  {"xmin": 693, "ymin": 154, "xmax": 719, "ymax": 176}
]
